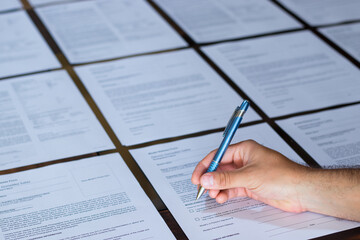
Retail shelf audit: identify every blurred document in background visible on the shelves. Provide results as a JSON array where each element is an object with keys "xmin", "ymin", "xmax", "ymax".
[
  {"xmin": 0, "ymin": 11, "xmax": 60, "ymax": 78},
  {"xmin": 320, "ymin": 22, "xmax": 360, "ymax": 62},
  {"xmin": 154, "ymin": 0, "xmax": 301, "ymax": 43},
  {"xmin": 29, "ymin": 0, "xmax": 83, "ymax": 7},
  {"xmin": 277, "ymin": 105, "xmax": 360, "ymax": 167},
  {"xmin": 0, "ymin": 71, "xmax": 114, "ymax": 170},
  {"xmin": 278, "ymin": 0, "xmax": 360, "ymax": 26},
  {"xmin": 0, "ymin": 0, "xmax": 21, "ymax": 12},
  {"xmin": 0, "ymin": 154, "xmax": 175, "ymax": 240},
  {"xmin": 203, "ymin": 31, "xmax": 360, "ymax": 117},
  {"xmin": 36, "ymin": 0, "xmax": 186, "ymax": 64},
  {"xmin": 130, "ymin": 123, "xmax": 359, "ymax": 239},
  {"xmin": 75, "ymin": 49, "xmax": 261, "ymax": 146}
]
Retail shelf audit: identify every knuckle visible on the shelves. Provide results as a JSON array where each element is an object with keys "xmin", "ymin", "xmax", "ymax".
[
  {"xmin": 243, "ymin": 139, "xmax": 257, "ymax": 149},
  {"xmin": 218, "ymin": 172, "xmax": 231, "ymax": 188}
]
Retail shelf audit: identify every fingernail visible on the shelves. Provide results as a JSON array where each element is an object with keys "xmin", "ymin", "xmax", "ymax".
[{"xmin": 201, "ymin": 174, "xmax": 213, "ymax": 188}]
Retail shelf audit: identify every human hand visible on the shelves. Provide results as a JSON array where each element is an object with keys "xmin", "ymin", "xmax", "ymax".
[{"xmin": 191, "ymin": 140, "xmax": 309, "ymax": 213}]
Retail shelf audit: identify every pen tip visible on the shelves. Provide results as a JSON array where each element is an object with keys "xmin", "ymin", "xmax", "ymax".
[{"xmin": 196, "ymin": 186, "xmax": 205, "ymax": 201}]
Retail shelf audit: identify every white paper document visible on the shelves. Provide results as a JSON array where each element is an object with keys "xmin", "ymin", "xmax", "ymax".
[
  {"xmin": 320, "ymin": 22, "xmax": 360, "ymax": 62},
  {"xmin": 278, "ymin": 0, "xmax": 360, "ymax": 25},
  {"xmin": 0, "ymin": 0, "xmax": 22, "ymax": 12},
  {"xmin": 202, "ymin": 31, "xmax": 360, "ymax": 118},
  {"xmin": 277, "ymin": 105, "xmax": 360, "ymax": 167},
  {"xmin": 75, "ymin": 49, "xmax": 261, "ymax": 146},
  {"xmin": 0, "ymin": 70, "xmax": 114, "ymax": 170},
  {"xmin": 36, "ymin": 0, "xmax": 186, "ymax": 64},
  {"xmin": 154, "ymin": 0, "xmax": 301, "ymax": 43},
  {"xmin": 29, "ymin": 0, "xmax": 83, "ymax": 7},
  {"xmin": 0, "ymin": 153, "xmax": 175, "ymax": 240},
  {"xmin": 0, "ymin": 11, "xmax": 60, "ymax": 78},
  {"xmin": 130, "ymin": 123, "xmax": 359, "ymax": 239}
]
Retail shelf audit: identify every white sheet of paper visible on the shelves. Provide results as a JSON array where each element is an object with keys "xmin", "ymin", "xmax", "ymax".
[
  {"xmin": 75, "ymin": 49, "xmax": 261, "ymax": 146},
  {"xmin": 202, "ymin": 31, "xmax": 360, "ymax": 118},
  {"xmin": 0, "ymin": 153, "xmax": 175, "ymax": 240},
  {"xmin": 0, "ymin": 70, "xmax": 114, "ymax": 170},
  {"xmin": 0, "ymin": 11, "xmax": 60, "ymax": 78},
  {"xmin": 0, "ymin": 0, "xmax": 22, "ymax": 12},
  {"xmin": 320, "ymin": 22, "xmax": 360, "ymax": 62},
  {"xmin": 278, "ymin": 0, "xmax": 360, "ymax": 25},
  {"xmin": 29, "ymin": 0, "xmax": 83, "ymax": 6},
  {"xmin": 36, "ymin": 0, "xmax": 186, "ymax": 64},
  {"xmin": 130, "ymin": 123, "xmax": 359, "ymax": 239},
  {"xmin": 154, "ymin": 0, "xmax": 301, "ymax": 43},
  {"xmin": 277, "ymin": 105, "xmax": 360, "ymax": 167}
]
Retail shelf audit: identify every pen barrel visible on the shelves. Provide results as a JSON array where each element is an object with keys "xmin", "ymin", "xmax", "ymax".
[{"xmin": 207, "ymin": 116, "xmax": 243, "ymax": 173}]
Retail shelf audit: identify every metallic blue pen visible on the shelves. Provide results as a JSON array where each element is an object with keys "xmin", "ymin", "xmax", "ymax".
[{"xmin": 196, "ymin": 100, "xmax": 250, "ymax": 200}]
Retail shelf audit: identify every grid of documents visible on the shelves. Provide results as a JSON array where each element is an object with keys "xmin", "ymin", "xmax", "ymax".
[{"xmin": 1, "ymin": 0, "xmax": 360, "ymax": 239}]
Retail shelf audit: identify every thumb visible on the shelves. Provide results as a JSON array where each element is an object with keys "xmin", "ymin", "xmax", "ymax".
[{"xmin": 200, "ymin": 169, "xmax": 248, "ymax": 190}]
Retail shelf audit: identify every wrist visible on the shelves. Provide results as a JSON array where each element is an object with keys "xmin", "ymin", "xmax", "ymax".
[
  {"xmin": 297, "ymin": 168, "xmax": 360, "ymax": 221},
  {"xmin": 296, "ymin": 167, "xmax": 325, "ymax": 213}
]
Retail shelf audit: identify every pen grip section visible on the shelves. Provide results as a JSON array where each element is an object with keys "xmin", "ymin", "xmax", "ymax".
[{"xmin": 207, "ymin": 116, "xmax": 243, "ymax": 173}]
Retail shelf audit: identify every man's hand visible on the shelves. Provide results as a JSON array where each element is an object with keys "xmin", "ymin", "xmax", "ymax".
[
  {"xmin": 191, "ymin": 140, "xmax": 360, "ymax": 221},
  {"xmin": 191, "ymin": 140, "xmax": 308, "ymax": 213}
]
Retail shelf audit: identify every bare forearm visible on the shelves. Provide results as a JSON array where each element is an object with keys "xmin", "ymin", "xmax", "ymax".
[{"xmin": 300, "ymin": 168, "xmax": 360, "ymax": 221}]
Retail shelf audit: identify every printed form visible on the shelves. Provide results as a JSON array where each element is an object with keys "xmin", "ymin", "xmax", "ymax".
[
  {"xmin": 278, "ymin": 0, "xmax": 360, "ymax": 26},
  {"xmin": 35, "ymin": 0, "xmax": 186, "ymax": 64},
  {"xmin": 202, "ymin": 31, "xmax": 360, "ymax": 117},
  {"xmin": 154, "ymin": 0, "xmax": 301, "ymax": 43},
  {"xmin": 75, "ymin": 49, "xmax": 261, "ymax": 146},
  {"xmin": 131, "ymin": 123, "xmax": 359, "ymax": 239},
  {"xmin": 0, "ymin": 153, "xmax": 175, "ymax": 240},
  {"xmin": 320, "ymin": 22, "xmax": 360, "ymax": 62},
  {"xmin": 0, "ymin": 71, "xmax": 114, "ymax": 170},
  {"xmin": 277, "ymin": 105, "xmax": 360, "ymax": 167},
  {"xmin": 0, "ymin": 11, "xmax": 60, "ymax": 78}
]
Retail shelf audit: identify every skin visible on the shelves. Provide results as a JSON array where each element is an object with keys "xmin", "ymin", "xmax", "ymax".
[{"xmin": 191, "ymin": 140, "xmax": 360, "ymax": 221}]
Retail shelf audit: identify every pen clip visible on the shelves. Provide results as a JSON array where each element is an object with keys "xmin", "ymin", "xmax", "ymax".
[{"xmin": 223, "ymin": 107, "xmax": 240, "ymax": 137}]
